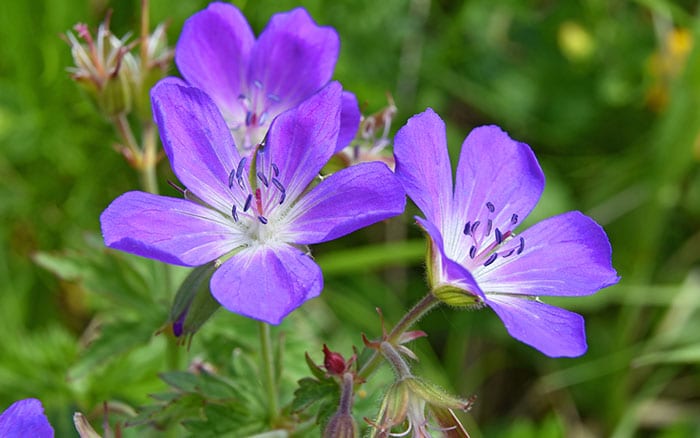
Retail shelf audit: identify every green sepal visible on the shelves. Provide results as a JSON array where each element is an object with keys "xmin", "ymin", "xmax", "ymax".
[
  {"xmin": 432, "ymin": 285, "xmax": 480, "ymax": 307},
  {"xmin": 169, "ymin": 262, "xmax": 221, "ymax": 338}
]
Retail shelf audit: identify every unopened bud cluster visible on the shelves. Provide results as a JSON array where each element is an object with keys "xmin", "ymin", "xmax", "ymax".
[{"xmin": 64, "ymin": 11, "xmax": 173, "ymax": 119}]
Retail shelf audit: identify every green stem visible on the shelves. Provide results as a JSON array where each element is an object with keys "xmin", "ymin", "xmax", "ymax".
[
  {"xmin": 139, "ymin": 122, "xmax": 159, "ymax": 195},
  {"xmin": 259, "ymin": 321, "xmax": 279, "ymax": 424},
  {"xmin": 357, "ymin": 293, "xmax": 439, "ymax": 380}
]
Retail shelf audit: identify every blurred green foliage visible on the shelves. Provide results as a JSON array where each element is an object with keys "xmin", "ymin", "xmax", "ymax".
[{"xmin": 1, "ymin": 0, "xmax": 700, "ymax": 436}]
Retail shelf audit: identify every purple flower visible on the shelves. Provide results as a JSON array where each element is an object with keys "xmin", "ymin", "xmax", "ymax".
[
  {"xmin": 100, "ymin": 81, "xmax": 405, "ymax": 324},
  {"xmin": 174, "ymin": 2, "xmax": 359, "ymax": 153},
  {"xmin": 394, "ymin": 109, "xmax": 619, "ymax": 357},
  {"xmin": 0, "ymin": 399, "xmax": 54, "ymax": 438}
]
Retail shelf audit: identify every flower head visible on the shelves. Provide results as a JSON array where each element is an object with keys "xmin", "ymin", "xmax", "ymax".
[
  {"xmin": 0, "ymin": 398, "xmax": 54, "ymax": 438},
  {"xmin": 100, "ymin": 81, "xmax": 405, "ymax": 324},
  {"xmin": 367, "ymin": 376, "xmax": 473, "ymax": 438},
  {"xmin": 174, "ymin": 2, "xmax": 359, "ymax": 153},
  {"xmin": 394, "ymin": 109, "xmax": 620, "ymax": 357},
  {"xmin": 64, "ymin": 16, "xmax": 138, "ymax": 115}
]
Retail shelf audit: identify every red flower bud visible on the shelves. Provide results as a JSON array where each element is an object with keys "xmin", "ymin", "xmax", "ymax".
[{"xmin": 323, "ymin": 344, "xmax": 347, "ymax": 375}]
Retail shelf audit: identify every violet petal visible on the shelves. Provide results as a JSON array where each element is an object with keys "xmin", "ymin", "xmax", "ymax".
[
  {"xmin": 0, "ymin": 398, "xmax": 54, "ymax": 438},
  {"xmin": 101, "ymin": 191, "xmax": 244, "ymax": 267},
  {"xmin": 151, "ymin": 81, "xmax": 243, "ymax": 212},
  {"xmin": 210, "ymin": 244, "xmax": 322, "ymax": 324},
  {"xmin": 394, "ymin": 108, "xmax": 454, "ymax": 225},
  {"xmin": 247, "ymin": 8, "xmax": 338, "ymax": 114},
  {"xmin": 335, "ymin": 91, "xmax": 361, "ymax": 153},
  {"xmin": 264, "ymin": 82, "xmax": 342, "ymax": 201},
  {"xmin": 453, "ymin": 125, "xmax": 544, "ymax": 236},
  {"xmin": 415, "ymin": 217, "xmax": 485, "ymax": 300},
  {"xmin": 479, "ymin": 211, "xmax": 620, "ymax": 296},
  {"xmin": 175, "ymin": 2, "xmax": 254, "ymax": 119},
  {"xmin": 486, "ymin": 294, "xmax": 588, "ymax": 357},
  {"xmin": 285, "ymin": 161, "xmax": 405, "ymax": 244}
]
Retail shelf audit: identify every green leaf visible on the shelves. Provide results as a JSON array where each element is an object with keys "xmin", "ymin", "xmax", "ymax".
[
  {"xmin": 291, "ymin": 377, "xmax": 339, "ymax": 413},
  {"xmin": 67, "ymin": 319, "xmax": 156, "ymax": 380},
  {"xmin": 634, "ymin": 343, "xmax": 700, "ymax": 366},
  {"xmin": 316, "ymin": 240, "xmax": 425, "ymax": 275}
]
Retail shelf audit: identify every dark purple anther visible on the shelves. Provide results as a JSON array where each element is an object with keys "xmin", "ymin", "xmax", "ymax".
[
  {"xmin": 257, "ymin": 171, "xmax": 269, "ymax": 187},
  {"xmin": 258, "ymin": 216, "xmax": 268, "ymax": 224},
  {"xmin": 231, "ymin": 204, "xmax": 239, "ymax": 221},
  {"xmin": 228, "ymin": 169, "xmax": 236, "ymax": 188},
  {"xmin": 501, "ymin": 248, "xmax": 515, "ymax": 258},
  {"xmin": 272, "ymin": 163, "xmax": 280, "ymax": 177},
  {"xmin": 279, "ymin": 191, "xmax": 286, "ymax": 204},
  {"xmin": 469, "ymin": 245, "xmax": 477, "ymax": 259},
  {"xmin": 245, "ymin": 111, "xmax": 253, "ymax": 126},
  {"xmin": 511, "ymin": 214, "xmax": 518, "ymax": 225},
  {"xmin": 495, "ymin": 228, "xmax": 503, "ymax": 244},
  {"xmin": 484, "ymin": 253, "xmax": 498, "ymax": 266},
  {"xmin": 486, "ymin": 219, "xmax": 493, "ymax": 236},
  {"xmin": 486, "ymin": 201, "xmax": 495, "ymax": 213},
  {"xmin": 272, "ymin": 177, "xmax": 285, "ymax": 193},
  {"xmin": 244, "ymin": 194, "xmax": 253, "ymax": 212},
  {"xmin": 268, "ymin": 93, "xmax": 281, "ymax": 102},
  {"xmin": 471, "ymin": 221, "xmax": 481, "ymax": 234},
  {"xmin": 463, "ymin": 221, "xmax": 471, "ymax": 235},
  {"xmin": 236, "ymin": 157, "xmax": 247, "ymax": 179},
  {"xmin": 517, "ymin": 237, "xmax": 525, "ymax": 255}
]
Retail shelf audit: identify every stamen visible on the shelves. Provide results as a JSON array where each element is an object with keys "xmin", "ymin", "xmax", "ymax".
[
  {"xmin": 267, "ymin": 93, "xmax": 280, "ymax": 102},
  {"xmin": 471, "ymin": 221, "xmax": 480, "ymax": 234},
  {"xmin": 279, "ymin": 191, "xmax": 286, "ymax": 205},
  {"xmin": 501, "ymin": 248, "xmax": 515, "ymax": 258},
  {"xmin": 257, "ymin": 171, "xmax": 269, "ymax": 187},
  {"xmin": 271, "ymin": 177, "xmax": 285, "ymax": 193},
  {"xmin": 257, "ymin": 215, "xmax": 268, "ymax": 224},
  {"xmin": 258, "ymin": 111, "xmax": 268, "ymax": 125},
  {"xmin": 511, "ymin": 213, "xmax": 518, "ymax": 225},
  {"xmin": 231, "ymin": 204, "xmax": 239, "ymax": 221},
  {"xmin": 235, "ymin": 157, "xmax": 247, "ymax": 179},
  {"xmin": 485, "ymin": 219, "xmax": 492, "ymax": 236},
  {"xmin": 484, "ymin": 253, "xmax": 498, "ymax": 266},
  {"xmin": 495, "ymin": 228, "xmax": 503, "ymax": 244},
  {"xmin": 245, "ymin": 111, "xmax": 253, "ymax": 126},
  {"xmin": 253, "ymin": 80, "xmax": 263, "ymax": 89},
  {"xmin": 486, "ymin": 201, "xmax": 495, "ymax": 213},
  {"xmin": 243, "ymin": 194, "xmax": 253, "ymax": 212},
  {"xmin": 517, "ymin": 237, "xmax": 525, "ymax": 255},
  {"xmin": 228, "ymin": 170, "xmax": 235, "ymax": 188},
  {"xmin": 469, "ymin": 245, "xmax": 477, "ymax": 259},
  {"xmin": 271, "ymin": 163, "xmax": 280, "ymax": 177},
  {"xmin": 463, "ymin": 221, "xmax": 471, "ymax": 236}
]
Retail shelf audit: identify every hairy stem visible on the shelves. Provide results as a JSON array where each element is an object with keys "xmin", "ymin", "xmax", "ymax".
[
  {"xmin": 357, "ymin": 293, "xmax": 439, "ymax": 380},
  {"xmin": 259, "ymin": 321, "xmax": 279, "ymax": 424}
]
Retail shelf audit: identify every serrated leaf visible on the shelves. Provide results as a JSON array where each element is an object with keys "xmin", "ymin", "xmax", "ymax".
[
  {"xmin": 305, "ymin": 352, "xmax": 327, "ymax": 380},
  {"xmin": 195, "ymin": 372, "xmax": 242, "ymax": 400},
  {"xmin": 160, "ymin": 371, "xmax": 200, "ymax": 393},
  {"xmin": 292, "ymin": 377, "xmax": 339, "ymax": 413}
]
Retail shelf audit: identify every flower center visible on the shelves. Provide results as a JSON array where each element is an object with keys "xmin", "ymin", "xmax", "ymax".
[
  {"xmin": 227, "ymin": 146, "xmax": 287, "ymax": 230},
  {"xmin": 230, "ymin": 79, "xmax": 282, "ymax": 151},
  {"xmin": 462, "ymin": 201, "xmax": 525, "ymax": 268}
]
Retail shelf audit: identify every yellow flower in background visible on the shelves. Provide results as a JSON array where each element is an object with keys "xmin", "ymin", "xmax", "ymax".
[{"xmin": 646, "ymin": 27, "xmax": 693, "ymax": 111}]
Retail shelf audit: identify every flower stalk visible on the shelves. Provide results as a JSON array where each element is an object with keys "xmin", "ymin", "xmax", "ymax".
[
  {"xmin": 259, "ymin": 321, "xmax": 279, "ymax": 425},
  {"xmin": 357, "ymin": 293, "xmax": 439, "ymax": 381}
]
